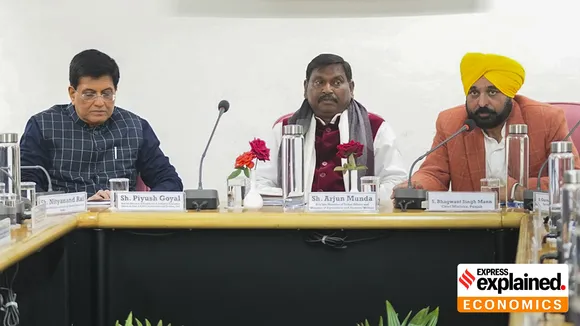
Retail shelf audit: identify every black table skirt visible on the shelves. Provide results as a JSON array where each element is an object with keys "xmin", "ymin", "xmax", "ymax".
[{"xmin": 6, "ymin": 227, "xmax": 519, "ymax": 326}]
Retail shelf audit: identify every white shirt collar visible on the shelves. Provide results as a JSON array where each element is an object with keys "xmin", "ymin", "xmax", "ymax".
[
  {"xmin": 315, "ymin": 113, "xmax": 341, "ymax": 126},
  {"xmin": 482, "ymin": 123, "xmax": 506, "ymax": 143}
]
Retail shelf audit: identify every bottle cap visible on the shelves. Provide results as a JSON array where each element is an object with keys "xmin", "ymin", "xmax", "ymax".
[{"xmin": 283, "ymin": 125, "xmax": 303, "ymax": 135}]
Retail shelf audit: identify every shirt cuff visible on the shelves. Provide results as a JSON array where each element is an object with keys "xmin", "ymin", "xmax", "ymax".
[{"xmin": 510, "ymin": 183, "xmax": 520, "ymax": 201}]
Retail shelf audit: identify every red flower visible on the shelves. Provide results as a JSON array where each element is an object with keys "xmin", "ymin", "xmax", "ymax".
[
  {"xmin": 235, "ymin": 151, "xmax": 256, "ymax": 169},
  {"xmin": 337, "ymin": 140, "xmax": 364, "ymax": 159},
  {"xmin": 249, "ymin": 138, "xmax": 270, "ymax": 162}
]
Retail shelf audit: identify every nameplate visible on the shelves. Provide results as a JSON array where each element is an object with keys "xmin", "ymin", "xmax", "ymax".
[
  {"xmin": 31, "ymin": 204, "xmax": 49, "ymax": 231},
  {"xmin": 116, "ymin": 192, "xmax": 185, "ymax": 211},
  {"xmin": 36, "ymin": 192, "xmax": 88, "ymax": 215},
  {"xmin": 426, "ymin": 191, "xmax": 497, "ymax": 212},
  {"xmin": 0, "ymin": 218, "xmax": 9, "ymax": 246},
  {"xmin": 534, "ymin": 192, "xmax": 549, "ymax": 212},
  {"xmin": 307, "ymin": 192, "xmax": 378, "ymax": 212}
]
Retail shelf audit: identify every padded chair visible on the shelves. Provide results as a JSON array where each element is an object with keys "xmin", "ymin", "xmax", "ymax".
[
  {"xmin": 549, "ymin": 102, "xmax": 580, "ymax": 150},
  {"xmin": 136, "ymin": 175, "xmax": 150, "ymax": 191}
]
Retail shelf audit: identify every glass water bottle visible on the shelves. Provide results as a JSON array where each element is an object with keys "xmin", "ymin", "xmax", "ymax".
[
  {"xmin": 0, "ymin": 133, "xmax": 25, "ymax": 226},
  {"xmin": 549, "ymin": 141, "xmax": 575, "ymax": 226},
  {"xmin": 281, "ymin": 124, "xmax": 305, "ymax": 211},
  {"xmin": 505, "ymin": 124, "xmax": 529, "ymax": 209},
  {"xmin": 561, "ymin": 169, "xmax": 580, "ymax": 322},
  {"xmin": 0, "ymin": 133, "xmax": 21, "ymax": 198},
  {"xmin": 571, "ymin": 171, "xmax": 580, "ymax": 323}
]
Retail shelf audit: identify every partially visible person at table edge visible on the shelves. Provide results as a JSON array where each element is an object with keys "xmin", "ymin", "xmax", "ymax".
[
  {"xmin": 19, "ymin": 49, "xmax": 183, "ymax": 201},
  {"xmin": 255, "ymin": 53, "xmax": 407, "ymax": 201},
  {"xmin": 393, "ymin": 52, "xmax": 580, "ymax": 202}
]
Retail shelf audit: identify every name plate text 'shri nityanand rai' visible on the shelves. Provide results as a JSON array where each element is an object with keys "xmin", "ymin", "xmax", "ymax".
[
  {"xmin": 36, "ymin": 191, "xmax": 87, "ymax": 215},
  {"xmin": 457, "ymin": 263, "xmax": 569, "ymax": 313}
]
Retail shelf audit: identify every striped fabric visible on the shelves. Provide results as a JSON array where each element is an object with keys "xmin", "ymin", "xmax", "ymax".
[{"xmin": 29, "ymin": 104, "xmax": 142, "ymax": 194}]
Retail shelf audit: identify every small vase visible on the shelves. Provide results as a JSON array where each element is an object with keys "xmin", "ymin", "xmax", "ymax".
[
  {"xmin": 347, "ymin": 169, "xmax": 359, "ymax": 192},
  {"xmin": 244, "ymin": 169, "xmax": 263, "ymax": 210}
]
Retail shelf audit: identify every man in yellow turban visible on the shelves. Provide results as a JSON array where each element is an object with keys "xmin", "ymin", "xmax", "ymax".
[
  {"xmin": 460, "ymin": 53, "xmax": 525, "ymax": 133},
  {"xmin": 393, "ymin": 52, "xmax": 580, "ymax": 206}
]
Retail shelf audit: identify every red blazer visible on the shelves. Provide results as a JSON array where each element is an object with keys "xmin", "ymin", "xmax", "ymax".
[{"xmin": 411, "ymin": 95, "xmax": 580, "ymax": 191}]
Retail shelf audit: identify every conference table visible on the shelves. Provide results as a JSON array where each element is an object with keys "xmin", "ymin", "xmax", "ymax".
[{"xmin": 0, "ymin": 208, "xmax": 523, "ymax": 326}]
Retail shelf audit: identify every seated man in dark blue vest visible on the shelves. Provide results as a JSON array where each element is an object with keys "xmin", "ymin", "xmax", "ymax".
[{"xmin": 20, "ymin": 49, "xmax": 183, "ymax": 201}]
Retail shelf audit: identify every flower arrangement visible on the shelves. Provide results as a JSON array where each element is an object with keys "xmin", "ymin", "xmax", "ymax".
[
  {"xmin": 334, "ymin": 140, "xmax": 367, "ymax": 173},
  {"xmin": 228, "ymin": 151, "xmax": 255, "ymax": 179},
  {"xmin": 249, "ymin": 138, "xmax": 270, "ymax": 162},
  {"xmin": 227, "ymin": 138, "xmax": 270, "ymax": 180}
]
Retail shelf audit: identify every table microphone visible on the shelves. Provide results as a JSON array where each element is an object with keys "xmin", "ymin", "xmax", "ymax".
[
  {"xmin": 523, "ymin": 118, "xmax": 580, "ymax": 211},
  {"xmin": 185, "ymin": 100, "xmax": 230, "ymax": 211},
  {"xmin": 393, "ymin": 119, "xmax": 476, "ymax": 211}
]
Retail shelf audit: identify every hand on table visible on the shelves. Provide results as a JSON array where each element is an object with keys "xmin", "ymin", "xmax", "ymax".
[{"xmin": 88, "ymin": 190, "xmax": 111, "ymax": 201}]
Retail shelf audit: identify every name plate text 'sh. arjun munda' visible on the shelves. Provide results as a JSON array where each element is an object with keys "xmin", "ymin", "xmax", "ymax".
[{"xmin": 307, "ymin": 192, "xmax": 378, "ymax": 212}]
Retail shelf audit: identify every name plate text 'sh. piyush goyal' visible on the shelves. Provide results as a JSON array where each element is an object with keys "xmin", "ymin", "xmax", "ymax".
[{"xmin": 457, "ymin": 264, "xmax": 568, "ymax": 313}]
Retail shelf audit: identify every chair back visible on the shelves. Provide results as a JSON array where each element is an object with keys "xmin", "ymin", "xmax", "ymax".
[
  {"xmin": 549, "ymin": 102, "xmax": 580, "ymax": 150},
  {"xmin": 136, "ymin": 175, "xmax": 150, "ymax": 191}
]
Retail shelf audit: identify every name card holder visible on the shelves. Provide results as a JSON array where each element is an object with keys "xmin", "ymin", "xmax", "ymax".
[
  {"xmin": 36, "ymin": 192, "xmax": 87, "ymax": 216},
  {"xmin": 426, "ymin": 191, "xmax": 497, "ymax": 212},
  {"xmin": 534, "ymin": 192, "xmax": 549, "ymax": 213},
  {"xmin": 31, "ymin": 203, "xmax": 49, "ymax": 232},
  {"xmin": 115, "ymin": 191, "xmax": 186, "ymax": 212},
  {"xmin": 0, "ymin": 218, "xmax": 10, "ymax": 246},
  {"xmin": 307, "ymin": 192, "xmax": 378, "ymax": 213}
]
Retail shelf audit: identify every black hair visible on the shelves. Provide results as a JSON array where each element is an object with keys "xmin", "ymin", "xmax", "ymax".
[
  {"xmin": 306, "ymin": 53, "xmax": 352, "ymax": 81},
  {"xmin": 69, "ymin": 49, "xmax": 120, "ymax": 89}
]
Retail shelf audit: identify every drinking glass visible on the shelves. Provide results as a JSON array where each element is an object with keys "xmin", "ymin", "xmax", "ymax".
[
  {"xmin": 21, "ymin": 182, "xmax": 36, "ymax": 206},
  {"xmin": 480, "ymin": 178, "xmax": 500, "ymax": 210},
  {"xmin": 109, "ymin": 178, "xmax": 130, "ymax": 207},
  {"xmin": 227, "ymin": 178, "xmax": 248, "ymax": 211},
  {"xmin": 0, "ymin": 193, "xmax": 18, "ymax": 224},
  {"xmin": 361, "ymin": 176, "xmax": 381, "ymax": 207},
  {"xmin": 20, "ymin": 181, "xmax": 36, "ymax": 218},
  {"xmin": 361, "ymin": 176, "xmax": 380, "ymax": 192}
]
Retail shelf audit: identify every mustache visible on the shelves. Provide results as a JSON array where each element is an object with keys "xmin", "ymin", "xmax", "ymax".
[
  {"xmin": 475, "ymin": 107, "xmax": 496, "ymax": 115},
  {"xmin": 318, "ymin": 94, "xmax": 338, "ymax": 103}
]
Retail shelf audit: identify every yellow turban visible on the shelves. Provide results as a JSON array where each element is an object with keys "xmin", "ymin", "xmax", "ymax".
[{"xmin": 460, "ymin": 53, "xmax": 526, "ymax": 98}]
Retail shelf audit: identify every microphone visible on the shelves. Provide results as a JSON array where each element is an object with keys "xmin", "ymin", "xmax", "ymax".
[
  {"xmin": 394, "ymin": 119, "xmax": 477, "ymax": 211},
  {"xmin": 185, "ymin": 100, "xmax": 230, "ymax": 211},
  {"xmin": 523, "ymin": 118, "xmax": 580, "ymax": 210}
]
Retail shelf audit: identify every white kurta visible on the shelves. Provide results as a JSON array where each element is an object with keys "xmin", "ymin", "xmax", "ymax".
[
  {"xmin": 254, "ymin": 109, "xmax": 407, "ymax": 204},
  {"xmin": 483, "ymin": 124, "xmax": 507, "ymax": 184}
]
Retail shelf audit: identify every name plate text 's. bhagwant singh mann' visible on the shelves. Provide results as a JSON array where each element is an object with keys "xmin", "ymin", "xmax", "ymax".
[{"xmin": 457, "ymin": 264, "xmax": 569, "ymax": 313}]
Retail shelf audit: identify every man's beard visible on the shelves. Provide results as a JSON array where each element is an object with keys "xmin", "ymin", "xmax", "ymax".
[{"xmin": 466, "ymin": 98, "xmax": 513, "ymax": 130}]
